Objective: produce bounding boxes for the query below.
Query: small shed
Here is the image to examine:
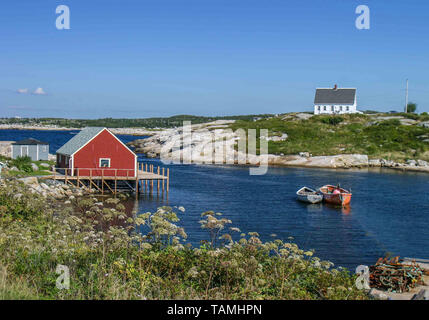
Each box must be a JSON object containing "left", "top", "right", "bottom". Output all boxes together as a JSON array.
[
  {"left": 12, "top": 138, "right": 49, "bottom": 161},
  {"left": 56, "top": 127, "right": 137, "bottom": 177}
]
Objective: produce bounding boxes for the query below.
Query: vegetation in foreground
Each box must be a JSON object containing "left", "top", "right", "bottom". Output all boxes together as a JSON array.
[
  {"left": 0, "top": 178, "right": 368, "bottom": 300},
  {"left": 230, "top": 113, "right": 429, "bottom": 162}
]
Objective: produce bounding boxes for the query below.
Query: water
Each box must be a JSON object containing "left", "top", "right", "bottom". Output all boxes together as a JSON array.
[
  {"left": 1, "top": 129, "right": 428, "bottom": 270},
  {"left": 0, "top": 129, "right": 142, "bottom": 154}
]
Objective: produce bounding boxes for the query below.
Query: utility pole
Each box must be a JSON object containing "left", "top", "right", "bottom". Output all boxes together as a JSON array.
[{"left": 405, "top": 79, "right": 409, "bottom": 113}]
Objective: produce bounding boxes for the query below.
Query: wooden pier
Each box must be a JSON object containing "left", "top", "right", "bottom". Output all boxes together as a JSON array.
[{"left": 41, "top": 163, "right": 170, "bottom": 196}]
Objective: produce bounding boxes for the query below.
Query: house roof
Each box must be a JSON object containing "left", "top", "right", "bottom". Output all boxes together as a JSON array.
[
  {"left": 56, "top": 127, "right": 105, "bottom": 156},
  {"left": 13, "top": 138, "right": 49, "bottom": 145},
  {"left": 314, "top": 88, "right": 356, "bottom": 105}
]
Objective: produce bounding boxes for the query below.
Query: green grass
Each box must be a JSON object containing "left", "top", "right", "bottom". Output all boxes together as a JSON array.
[
  {"left": 230, "top": 114, "right": 429, "bottom": 162},
  {"left": 7, "top": 170, "right": 51, "bottom": 177}
]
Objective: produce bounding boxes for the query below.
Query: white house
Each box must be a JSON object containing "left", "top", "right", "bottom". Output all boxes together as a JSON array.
[{"left": 314, "top": 85, "right": 360, "bottom": 115}]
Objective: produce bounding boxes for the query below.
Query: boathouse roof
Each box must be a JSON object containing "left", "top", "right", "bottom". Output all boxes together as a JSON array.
[
  {"left": 314, "top": 88, "right": 356, "bottom": 105},
  {"left": 56, "top": 127, "right": 105, "bottom": 156},
  {"left": 13, "top": 138, "right": 49, "bottom": 145}
]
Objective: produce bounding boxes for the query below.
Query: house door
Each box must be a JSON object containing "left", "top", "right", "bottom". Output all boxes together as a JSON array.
[{"left": 21, "top": 146, "right": 28, "bottom": 157}]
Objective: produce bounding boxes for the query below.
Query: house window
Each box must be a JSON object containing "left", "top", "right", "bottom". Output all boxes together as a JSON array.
[
  {"left": 323, "top": 106, "right": 326, "bottom": 111},
  {"left": 340, "top": 106, "right": 343, "bottom": 111},
  {"left": 331, "top": 106, "right": 334, "bottom": 111},
  {"left": 317, "top": 106, "right": 320, "bottom": 111},
  {"left": 346, "top": 106, "right": 350, "bottom": 111},
  {"left": 99, "top": 158, "right": 111, "bottom": 168}
]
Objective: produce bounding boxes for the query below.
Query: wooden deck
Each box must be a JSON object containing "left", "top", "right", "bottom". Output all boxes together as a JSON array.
[{"left": 40, "top": 163, "right": 169, "bottom": 195}]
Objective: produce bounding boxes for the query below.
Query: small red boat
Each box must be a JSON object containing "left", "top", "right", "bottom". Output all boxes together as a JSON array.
[{"left": 318, "top": 185, "right": 352, "bottom": 206}]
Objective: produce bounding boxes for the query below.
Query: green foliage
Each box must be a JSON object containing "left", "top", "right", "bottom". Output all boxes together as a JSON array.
[
  {"left": 10, "top": 156, "right": 33, "bottom": 173},
  {"left": 318, "top": 116, "right": 344, "bottom": 126},
  {"left": 407, "top": 102, "right": 417, "bottom": 113},
  {"left": 0, "top": 179, "right": 368, "bottom": 300}
]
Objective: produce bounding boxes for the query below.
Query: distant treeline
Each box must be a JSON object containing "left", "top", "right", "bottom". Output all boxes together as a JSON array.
[{"left": 0, "top": 114, "right": 275, "bottom": 128}]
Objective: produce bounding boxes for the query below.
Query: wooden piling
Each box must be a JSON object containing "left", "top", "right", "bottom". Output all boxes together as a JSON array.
[
  {"left": 157, "top": 166, "right": 160, "bottom": 194},
  {"left": 162, "top": 167, "right": 165, "bottom": 193},
  {"left": 150, "top": 165, "right": 154, "bottom": 192},
  {"left": 167, "top": 168, "right": 169, "bottom": 193}
]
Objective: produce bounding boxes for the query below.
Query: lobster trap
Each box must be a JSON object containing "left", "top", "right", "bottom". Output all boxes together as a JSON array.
[{"left": 369, "top": 256, "right": 427, "bottom": 293}]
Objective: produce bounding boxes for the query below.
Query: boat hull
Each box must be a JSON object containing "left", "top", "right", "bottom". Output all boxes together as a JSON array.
[
  {"left": 297, "top": 194, "right": 323, "bottom": 204},
  {"left": 296, "top": 187, "right": 323, "bottom": 204},
  {"left": 318, "top": 185, "right": 352, "bottom": 206}
]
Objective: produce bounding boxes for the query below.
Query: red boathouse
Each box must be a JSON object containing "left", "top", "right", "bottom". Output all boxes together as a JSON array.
[{"left": 56, "top": 127, "right": 137, "bottom": 177}]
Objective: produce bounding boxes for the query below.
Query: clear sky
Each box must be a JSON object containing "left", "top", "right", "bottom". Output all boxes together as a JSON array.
[{"left": 1, "top": 0, "right": 429, "bottom": 118}]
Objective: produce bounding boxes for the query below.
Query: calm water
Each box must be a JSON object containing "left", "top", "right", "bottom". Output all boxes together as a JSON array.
[{"left": 1, "top": 129, "right": 428, "bottom": 270}]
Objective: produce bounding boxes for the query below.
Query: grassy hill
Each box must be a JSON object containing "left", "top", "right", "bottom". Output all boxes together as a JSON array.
[{"left": 230, "top": 112, "right": 429, "bottom": 162}]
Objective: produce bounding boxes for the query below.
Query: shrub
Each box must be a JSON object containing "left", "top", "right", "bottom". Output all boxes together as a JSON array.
[
  {"left": 319, "top": 116, "right": 344, "bottom": 126},
  {"left": 10, "top": 156, "right": 33, "bottom": 173}
]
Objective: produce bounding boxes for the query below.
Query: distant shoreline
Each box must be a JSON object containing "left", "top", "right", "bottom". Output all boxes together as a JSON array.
[{"left": 0, "top": 125, "right": 157, "bottom": 136}]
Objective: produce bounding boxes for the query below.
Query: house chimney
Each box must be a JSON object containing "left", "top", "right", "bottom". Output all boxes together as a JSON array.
[{"left": 333, "top": 84, "right": 338, "bottom": 90}]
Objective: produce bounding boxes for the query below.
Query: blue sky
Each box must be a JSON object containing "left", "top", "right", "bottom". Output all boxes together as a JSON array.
[{"left": 1, "top": 0, "right": 429, "bottom": 118}]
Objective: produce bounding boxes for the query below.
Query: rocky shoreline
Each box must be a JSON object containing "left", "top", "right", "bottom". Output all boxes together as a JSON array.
[
  {"left": 17, "top": 176, "right": 94, "bottom": 201},
  {"left": 127, "top": 120, "right": 429, "bottom": 173}
]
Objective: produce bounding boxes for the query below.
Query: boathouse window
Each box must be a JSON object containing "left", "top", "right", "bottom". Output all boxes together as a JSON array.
[{"left": 99, "top": 158, "right": 111, "bottom": 168}]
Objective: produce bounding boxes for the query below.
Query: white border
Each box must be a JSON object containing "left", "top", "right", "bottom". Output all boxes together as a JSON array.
[{"left": 99, "top": 158, "right": 111, "bottom": 168}]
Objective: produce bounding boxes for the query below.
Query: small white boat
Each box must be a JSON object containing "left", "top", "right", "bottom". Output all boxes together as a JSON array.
[{"left": 296, "top": 187, "right": 323, "bottom": 204}]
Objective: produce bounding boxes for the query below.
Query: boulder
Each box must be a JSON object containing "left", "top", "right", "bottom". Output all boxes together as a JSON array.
[
  {"left": 417, "top": 159, "right": 428, "bottom": 167},
  {"left": 369, "top": 288, "right": 389, "bottom": 300},
  {"left": 380, "top": 159, "right": 395, "bottom": 167},
  {"left": 295, "top": 113, "right": 313, "bottom": 120},
  {"left": 399, "top": 119, "right": 417, "bottom": 126},
  {"left": 40, "top": 183, "right": 50, "bottom": 190},
  {"left": 406, "top": 159, "right": 417, "bottom": 166},
  {"left": 31, "top": 163, "right": 39, "bottom": 171},
  {"left": 299, "top": 152, "right": 310, "bottom": 158},
  {"left": 268, "top": 133, "right": 288, "bottom": 142},
  {"left": 418, "top": 122, "right": 429, "bottom": 128},
  {"left": 39, "top": 163, "right": 50, "bottom": 168},
  {"left": 18, "top": 176, "right": 38, "bottom": 186},
  {"left": 369, "top": 159, "right": 382, "bottom": 167}
]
